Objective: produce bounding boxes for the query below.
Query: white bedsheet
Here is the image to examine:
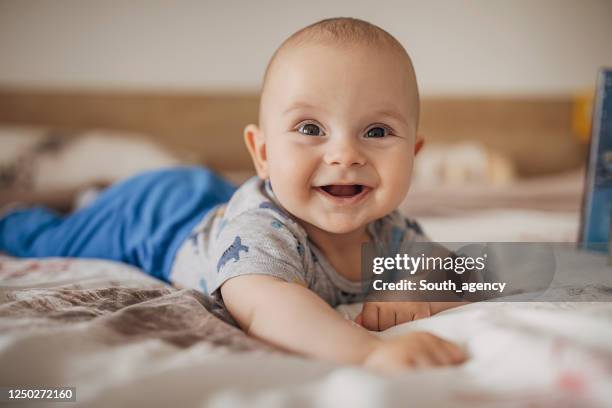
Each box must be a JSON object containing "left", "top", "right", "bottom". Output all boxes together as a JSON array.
[{"left": 417, "top": 209, "right": 579, "bottom": 242}]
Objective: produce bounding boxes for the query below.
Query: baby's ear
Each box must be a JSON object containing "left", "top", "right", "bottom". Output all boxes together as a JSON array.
[
  {"left": 414, "top": 134, "right": 425, "bottom": 155},
  {"left": 244, "top": 124, "right": 269, "bottom": 179}
]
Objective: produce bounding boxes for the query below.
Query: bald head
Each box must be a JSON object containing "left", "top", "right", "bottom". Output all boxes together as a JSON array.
[{"left": 260, "top": 17, "right": 420, "bottom": 126}]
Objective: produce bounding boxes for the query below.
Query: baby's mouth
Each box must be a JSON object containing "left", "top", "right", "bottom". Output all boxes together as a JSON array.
[
  {"left": 314, "top": 184, "right": 372, "bottom": 205},
  {"left": 321, "top": 184, "right": 364, "bottom": 197}
]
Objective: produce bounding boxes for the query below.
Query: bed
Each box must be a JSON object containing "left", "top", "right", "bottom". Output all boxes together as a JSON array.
[
  {"left": 2, "top": 170, "right": 611, "bottom": 407},
  {"left": 1, "top": 92, "right": 609, "bottom": 407}
]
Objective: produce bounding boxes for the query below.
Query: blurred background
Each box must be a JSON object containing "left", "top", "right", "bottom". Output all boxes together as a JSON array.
[{"left": 1, "top": 0, "right": 611, "bottom": 241}]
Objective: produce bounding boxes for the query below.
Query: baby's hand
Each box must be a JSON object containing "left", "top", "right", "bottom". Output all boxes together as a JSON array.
[
  {"left": 355, "top": 301, "right": 432, "bottom": 331},
  {"left": 364, "top": 332, "right": 466, "bottom": 373}
]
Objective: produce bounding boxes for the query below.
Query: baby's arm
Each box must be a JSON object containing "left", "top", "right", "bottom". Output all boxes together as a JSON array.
[{"left": 221, "top": 275, "right": 466, "bottom": 369}]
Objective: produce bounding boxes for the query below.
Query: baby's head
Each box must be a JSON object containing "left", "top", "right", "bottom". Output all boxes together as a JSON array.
[{"left": 245, "top": 17, "right": 422, "bottom": 237}]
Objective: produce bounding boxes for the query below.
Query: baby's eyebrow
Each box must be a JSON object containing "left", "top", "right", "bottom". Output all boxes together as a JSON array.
[
  {"left": 372, "top": 109, "right": 410, "bottom": 127},
  {"left": 282, "top": 101, "right": 322, "bottom": 115}
]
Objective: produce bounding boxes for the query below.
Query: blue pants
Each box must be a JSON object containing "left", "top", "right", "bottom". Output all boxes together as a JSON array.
[{"left": 0, "top": 166, "right": 236, "bottom": 281}]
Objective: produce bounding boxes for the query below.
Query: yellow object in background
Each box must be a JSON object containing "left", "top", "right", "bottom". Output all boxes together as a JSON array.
[{"left": 573, "top": 91, "right": 595, "bottom": 143}]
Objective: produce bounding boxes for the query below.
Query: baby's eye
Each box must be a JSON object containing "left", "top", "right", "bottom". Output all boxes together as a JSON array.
[
  {"left": 365, "top": 126, "right": 388, "bottom": 138},
  {"left": 297, "top": 123, "right": 324, "bottom": 136}
]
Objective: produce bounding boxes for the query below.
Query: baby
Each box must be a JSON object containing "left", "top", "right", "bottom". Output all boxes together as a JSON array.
[{"left": 0, "top": 18, "right": 466, "bottom": 372}]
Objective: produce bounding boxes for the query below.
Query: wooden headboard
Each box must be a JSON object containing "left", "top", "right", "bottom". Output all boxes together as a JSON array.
[{"left": 0, "top": 89, "right": 587, "bottom": 177}]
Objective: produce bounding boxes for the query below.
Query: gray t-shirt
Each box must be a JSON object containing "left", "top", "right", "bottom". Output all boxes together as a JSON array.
[{"left": 170, "top": 176, "right": 428, "bottom": 308}]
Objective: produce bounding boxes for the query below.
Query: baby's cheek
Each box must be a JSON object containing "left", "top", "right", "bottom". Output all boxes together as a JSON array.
[
  {"left": 267, "top": 170, "right": 311, "bottom": 217},
  {"left": 382, "top": 156, "right": 413, "bottom": 193}
]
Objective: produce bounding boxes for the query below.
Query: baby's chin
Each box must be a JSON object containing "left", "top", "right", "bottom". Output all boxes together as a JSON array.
[{"left": 300, "top": 212, "right": 374, "bottom": 236}]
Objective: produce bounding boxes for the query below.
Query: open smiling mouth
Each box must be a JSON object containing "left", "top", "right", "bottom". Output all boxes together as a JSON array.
[{"left": 315, "top": 184, "right": 372, "bottom": 204}]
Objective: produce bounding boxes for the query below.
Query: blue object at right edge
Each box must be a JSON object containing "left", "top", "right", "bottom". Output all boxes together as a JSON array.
[{"left": 580, "top": 68, "right": 612, "bottom": 252}]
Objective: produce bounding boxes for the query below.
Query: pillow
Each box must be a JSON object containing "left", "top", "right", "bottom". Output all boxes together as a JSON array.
[
  {"left": 412, "top": 142, "right": 516, "bottom": 187},
  {"left": 0, "top": 126, "right": 186, "bottom": 191}
]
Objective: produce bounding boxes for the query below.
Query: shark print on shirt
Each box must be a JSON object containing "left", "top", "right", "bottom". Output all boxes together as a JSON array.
[{"left": 217, "top": 236, "right": 249, "bottom": 272}]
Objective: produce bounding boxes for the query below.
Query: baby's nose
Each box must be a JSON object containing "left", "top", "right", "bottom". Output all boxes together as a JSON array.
[{"left": 323, "top": 138, "right": 366, "bottom": 167}]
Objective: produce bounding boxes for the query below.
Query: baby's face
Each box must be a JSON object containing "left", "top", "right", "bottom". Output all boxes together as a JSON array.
[{"left": 249, "top": 42, "right": 420, "bottom": 236}]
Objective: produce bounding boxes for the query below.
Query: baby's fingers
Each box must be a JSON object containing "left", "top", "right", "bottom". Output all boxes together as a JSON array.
[
  {"left": 442, "top": 340, "right": 467, "bottom": 364},
  {"left": 430, "top": 338, "right": 467, "bottom": 366},
  {"left": 426, "top": 345, "right": 457, "bottom": 366},
  {"left": 378, "top": 307, "right": 397, "bottom": 331},
  {"left": 361, "top": 303, "right": 381, "bottom": 331},
  {"left": 410, "top": 352, "right": 440, "bottom": 368},
  {"left": 354, "top": 312, "right": 363, "bottom": 326},
  {"left": 396, "top": 310, "right": 416, "bottom": 325}
]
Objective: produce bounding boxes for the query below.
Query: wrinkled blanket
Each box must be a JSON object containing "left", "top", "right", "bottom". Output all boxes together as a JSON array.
[{"left": 0, "top": 256, "right": 273, "bottom": 352}]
